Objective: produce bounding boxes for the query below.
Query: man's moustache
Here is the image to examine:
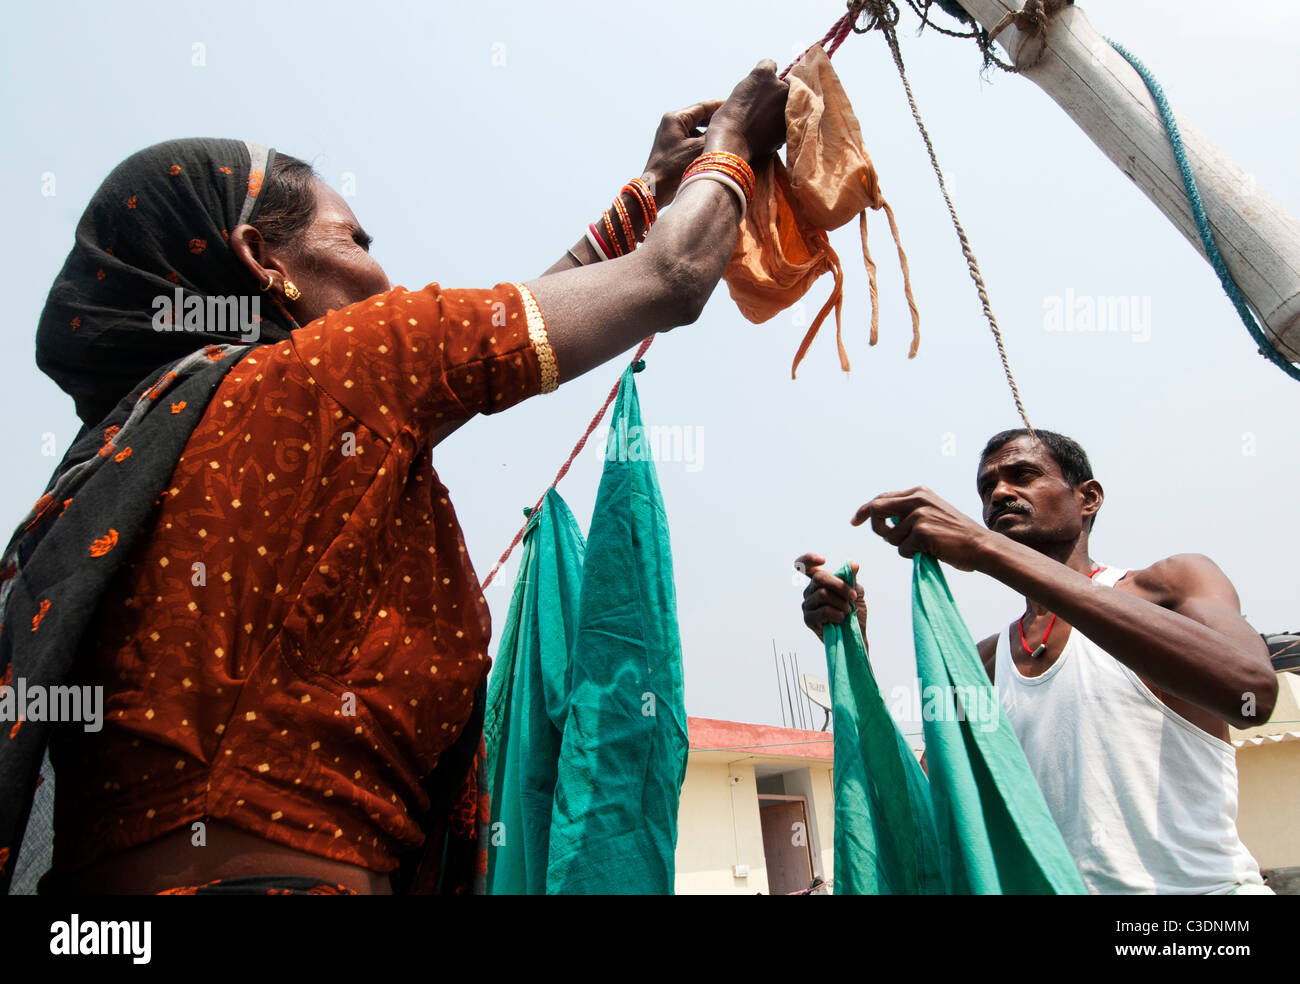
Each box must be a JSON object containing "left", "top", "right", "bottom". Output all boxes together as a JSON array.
[{"left": 992, "top": 504, "right": 1030, "bottom": 521}]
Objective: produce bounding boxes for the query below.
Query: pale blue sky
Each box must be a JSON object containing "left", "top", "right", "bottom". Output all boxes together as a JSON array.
[{"left": 3, "top": 1, "right": 1297, "bottom": 742}]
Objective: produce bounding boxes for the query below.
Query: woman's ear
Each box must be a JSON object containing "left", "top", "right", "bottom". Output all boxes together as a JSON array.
[{"left": 230, "top": 223, "right": 285, "bottom": 291}]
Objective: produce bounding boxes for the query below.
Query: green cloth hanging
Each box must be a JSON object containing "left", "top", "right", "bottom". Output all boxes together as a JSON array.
[
  {"left": 546, "top": 360, "right": 689, "bottom": 894},
  {"left": 910, "top": 553, "right": 1085, "bottom": 894},
  {"left": 483, "top": 489, "right": 587, "bottom": 895},
  {"left": 822, "top": 563, "right": 944, "bottom": 894},
  {"left": 824, "top": 555, "right": 1085, "bottom": 894},
  {"left": 484, "top": 360, "right": 688, "bottom": 894}
]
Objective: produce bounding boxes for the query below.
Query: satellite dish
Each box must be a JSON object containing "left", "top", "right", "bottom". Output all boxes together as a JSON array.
[
  {"left": 800, "top": 674, "right": 832, "bottom": 731},
  {"left": 800, "top": 674, "right": 831, "bottom": 710}
]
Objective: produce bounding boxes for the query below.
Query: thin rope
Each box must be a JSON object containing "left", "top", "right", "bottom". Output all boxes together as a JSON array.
[
  {"left": 905, "top": 0, "right": 1019, "bottom": 73},
  {"left": 479, "top": 336, "right": 655, "bottom": 590},
  {"left": 692, "top": 738, "right": 834, "bottom": 752},
  {"left": 1108, "top": 40, "right": 1300, "bottom": 382},
  {"left": 853, "top": 0, "right": 1036, "bottom": 433},
  {"left": 907, "top": 0, "right": 981, "bottom": 40},
  {"left": 896, "top": 5, "right": 1299, "bottom": 380}
]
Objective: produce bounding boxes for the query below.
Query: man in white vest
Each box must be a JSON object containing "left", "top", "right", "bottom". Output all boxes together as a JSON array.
[{"left": 798, "top": 428, "right": 1276, "bottom": 894}]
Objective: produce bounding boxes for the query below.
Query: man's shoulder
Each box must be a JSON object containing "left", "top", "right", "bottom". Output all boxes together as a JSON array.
[{"left": 1119, "top": 554, "right": 1234, "bottom": 607}]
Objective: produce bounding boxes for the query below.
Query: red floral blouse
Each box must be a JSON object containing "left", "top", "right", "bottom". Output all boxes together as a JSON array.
[{"left": 49, "top": 281, "right": 556, "bottom": 874}]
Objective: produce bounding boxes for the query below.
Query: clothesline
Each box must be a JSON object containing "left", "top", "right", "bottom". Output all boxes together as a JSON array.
[{"left": 480, "top": 337, "right": 655, "bottom": 589}]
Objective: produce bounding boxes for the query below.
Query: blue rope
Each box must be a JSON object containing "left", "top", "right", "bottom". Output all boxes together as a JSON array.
[{"left": 1108, "top": 39, "right": 1300, "bottom": 382}]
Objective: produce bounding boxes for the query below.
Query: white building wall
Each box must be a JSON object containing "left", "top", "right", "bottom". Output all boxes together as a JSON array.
[
  {"left": 675, "top": 757, "right": 837, "bottom": 894},
  {"left": 674, "top": 759, "right": 770, "bottom": 894}
]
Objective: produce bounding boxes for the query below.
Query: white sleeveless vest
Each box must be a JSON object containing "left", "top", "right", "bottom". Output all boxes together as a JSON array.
[{"left": 995, "top": 566, "right": 1265, "bottom": 894}]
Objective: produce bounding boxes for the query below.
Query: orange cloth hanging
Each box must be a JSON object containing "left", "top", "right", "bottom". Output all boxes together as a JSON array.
[{"left": 723, "top": 45, "right": 920, "bottom": 377}]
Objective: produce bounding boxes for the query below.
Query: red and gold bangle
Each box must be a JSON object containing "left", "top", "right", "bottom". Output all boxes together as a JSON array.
[
  {"left": 624, "top": 177, "right": 657, "bottom": 231},
  {"left": 678, "top": 152, "right": 757, "bottom": 218},
  {"left": 582, "top": 178, "right": 659, "bottom": 263},
  {"left": 682, "top": 152, "right": 756, "bottom": 202},
  {"left": 587, "top": 222, "right": 615, "bottom": 260},
  {"left": 688, "top": 153, "right": 756, "bottom": 199},
  {"left": 612, "top": 196, "right": 637, "bottom": 252},
  {"left": 711, "top": 152, "right": 756, "bottom": 198},
  {"left": 602, "top": 211, "right": 625, "bottom": 257}
]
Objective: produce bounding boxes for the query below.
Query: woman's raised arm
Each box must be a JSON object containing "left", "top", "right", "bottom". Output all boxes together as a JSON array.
[
  {"left": 523, "top": 60, "right": 788, "bottom": 385},
  {"left": 540, "top": 99, "right": 723, "bottom": 276}
]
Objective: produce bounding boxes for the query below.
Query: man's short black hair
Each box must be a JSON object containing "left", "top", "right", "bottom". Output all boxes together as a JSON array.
[{"left": 979, "top": 429, "right": 1094, "bottom": 487}]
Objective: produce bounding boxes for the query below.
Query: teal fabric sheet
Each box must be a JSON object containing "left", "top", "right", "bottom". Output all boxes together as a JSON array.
[
  {"left": 485, "top": 361, "right": 688, "bottom": 894},
  {"left": 825, "top": 555, "right": 1086, "bottom": 894},
  {"left": 822, "top": 563, "right": 944, "bottom": 894},
  {"left": 483, "top": 490, "right": 586, "bottom": 895}
]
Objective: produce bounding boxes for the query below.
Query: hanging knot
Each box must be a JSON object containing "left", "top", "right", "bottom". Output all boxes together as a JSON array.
[
  {"left": 988, "top": 0, "right": 1074, "bottom": 70},
  {"left": 850, "top": 0, "right": 900, "bottom": 34},
  {"left": 521, "top": 506, "right": 534, "bottom": 518},
  {"left": 632, "top": 359, "right": 646, "bottom": 373}
]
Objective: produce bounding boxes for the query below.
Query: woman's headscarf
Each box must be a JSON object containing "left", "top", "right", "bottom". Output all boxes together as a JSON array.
[
  {"left": 2, "top": 138, "right": 292, "bottom": 893},
  {"left": 6, "top": 140, "right": 484, "bottom": 895},
  {"left": 36, "top": 138, "right": 298, "bottom": 428}
]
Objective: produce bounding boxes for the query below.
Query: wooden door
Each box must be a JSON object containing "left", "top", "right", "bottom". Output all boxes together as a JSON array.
[{"left": 760, "top": 799, "right": 813, "bottom": 895}]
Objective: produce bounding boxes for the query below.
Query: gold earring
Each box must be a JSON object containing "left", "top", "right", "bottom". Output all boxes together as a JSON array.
[
  {"left": 260, "top": 273, "right": 274, "bottom": 292},
  {"left": 283, "top": 280, "right": 302, "bottom": 302}
]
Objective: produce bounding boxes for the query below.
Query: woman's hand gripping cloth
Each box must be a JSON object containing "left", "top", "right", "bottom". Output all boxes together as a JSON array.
[
  {"left": 723, "top": 45, "right": 920, "bottom": 378},
  {"left": 821, "top": 559, "right": 1086, "bottom": 894}
]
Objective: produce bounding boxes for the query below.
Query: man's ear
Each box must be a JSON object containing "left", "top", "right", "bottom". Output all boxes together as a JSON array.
[
  {"left": 229, "top": 223, "right": 288, "bottom": 290},
  {"left": 1079, "top": 478, "right": 1104, "bottom": 527}
]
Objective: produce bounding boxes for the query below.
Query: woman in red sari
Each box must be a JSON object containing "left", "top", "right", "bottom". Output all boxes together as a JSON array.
[{"left": 1, "top": 61, "right": 787, "bottom": 895}]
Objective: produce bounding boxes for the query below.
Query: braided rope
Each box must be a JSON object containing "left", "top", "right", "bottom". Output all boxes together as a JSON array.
[
  {"left": 781, "top": 12, "right": 854, "bottom": 79},
  {"left": 479, "top": 337, "right": 655, "bottom": 590},
  {"left": 857, "top": 0, "right": 1036, "bottom": 432},
  {"left": 1108, "top": 41, "right": 1300, "bottom": 382},
  {"left": 906, "top": 0, "right": 1019, "bottom": 72},
  {"left": 907, "top": 0, "right": 981, "bottom": 40}
]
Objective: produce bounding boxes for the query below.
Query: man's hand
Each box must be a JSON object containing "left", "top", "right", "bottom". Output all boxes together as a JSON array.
[
  {"left": 641, "top": 100, "right": 723, "bottom": 209},
  {"left": 797, "top": 553, "right": 866, "bottom": 642},
  {"left": 851, "top": 486, "right": 994, "bottom": 572}
]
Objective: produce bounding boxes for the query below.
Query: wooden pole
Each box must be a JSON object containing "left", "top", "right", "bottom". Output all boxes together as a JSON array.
[{"left": 953, "top": 0, "right": 1300, "bottom": 363}]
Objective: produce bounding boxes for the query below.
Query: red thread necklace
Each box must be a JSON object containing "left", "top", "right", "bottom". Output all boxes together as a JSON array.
[{"left": 1019, "top": 566, "right": 1105, "bottom": 658}]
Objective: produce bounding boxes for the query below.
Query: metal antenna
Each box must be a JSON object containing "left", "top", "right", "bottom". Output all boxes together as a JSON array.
[
  {"left": 782, "top": 651, "right": 798, "bottom": 731},
  {"left": 773, "top": 640, "right": 785, "bottom": 727},
  {"left": 790, "top": 652, "right": 800, "bottom": 727}
]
